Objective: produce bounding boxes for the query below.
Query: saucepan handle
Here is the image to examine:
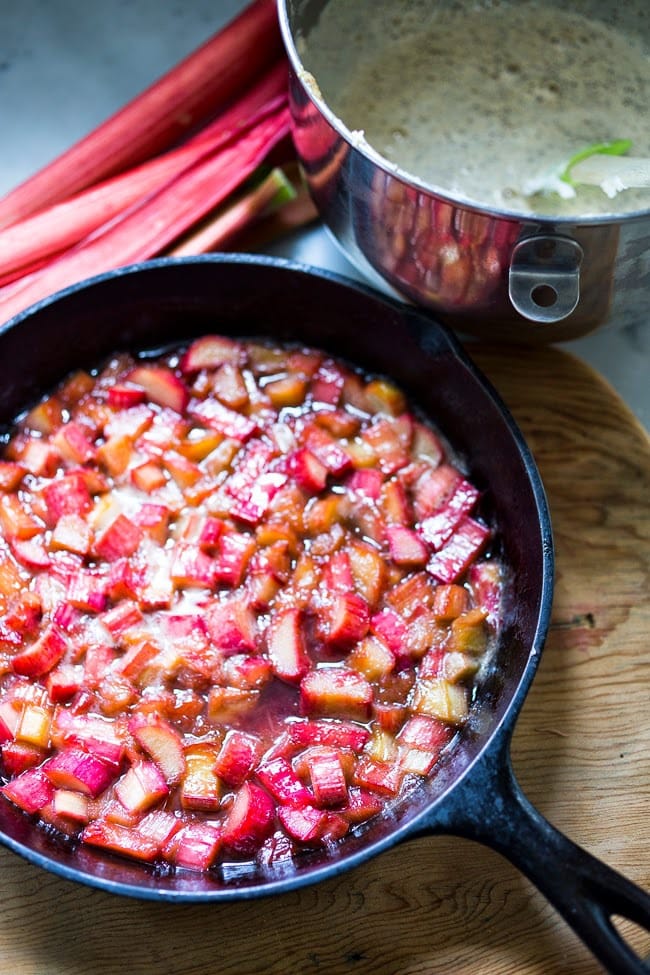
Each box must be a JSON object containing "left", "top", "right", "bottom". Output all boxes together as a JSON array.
[{"left": 420, "top": 741, "right": 650, "bottom": 975}]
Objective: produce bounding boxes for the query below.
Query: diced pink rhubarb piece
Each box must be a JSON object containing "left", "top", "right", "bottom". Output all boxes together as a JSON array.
[
  {"left": 52, "top": 422, "right": 97, "bottom": 464},
  {"left": 278, "top": 804, "right": 328, "bottom": 844},
  {"left": 347, "top": 468, "right": 383, "bottom": 500},
  {"left": 370, "top": 609, "right": 409, "bottom": 657},
  {"left": 266, "top": 608, "right": 310, "bottom": 683},
  {"left": 229, "top": 472, "right": 288, "bottom": 525},
  {"left": 11, "top": 625, "right": 67, "bottom": 677},
  {"left": 107, "top": 384, "right": 147, "bottom": 409},
  {"left": 44, "top": 747, "right": 117, "bottom": 797},
  {"left": 212, "top": 531, "right": 255, "bottom": 587},
  {"left": 310, "top": 361, "right": 345, "bottom": 405},
  {"left": 288, "top": 719, "right": 370, "bottom": 752},
  {"left": 82, "top": 819, "right": 160, "bottom": 863},
  {"left": 306, "top": 747, "right": 348, "bottom": 807},
  {"left": 128, "top": 713, "right": 186, "bottom": 786},
  {"left": 126, "top": 365, "right": 189, "bottom": 413},
  {"left": 304, "top": 426, "right": 351, "bottom": 476},
  {"left": 287, "top": 448, "right": 328, "bottom": 494},
  {"left": 115, "top": 760, "right": 169, "bottom": 814},
  {"left": 419, "top": 478, "right": 480, "bottom": 550},
  {"left": 300, "top": 669, "right": 373, "bottom": 720},
  {"left": 66, "top": 569, "right": 108, "bottom": 613},
  {"left": 0, "top": 701, "right": 19, "bottom": 742},
  {"left": 197, "top": 516, "right": 224, "bottom": 552},
  {"left": 180, "top": 335, "right": 243, "bottom": 373},
  {"left": 353, "top": 757, "right": 404, "bottom": 796},
  {"left": 468, "top": 559, "right": 503, "bottom": 627},
  {"left": 45, "top": 663, "right": 83, "bottom": 703},
  {"left": 221, "top": 781, "right": 276, "bottom": 855},
  {"left": 170, "top": 543, "right": 217, "bottom": 589},
  {"left": 386, "top": 525, "right": 428, "bottom": 566},
  {"left": 101, "top": 599, "right": 144, "bottom": 638},
  {"left": 10, "top": 537, "right": 51, "bottom": 570},
  {"left": 94, "top": 514, "right": 143, "bottom": 561},
  {"left": 190, "top": 398, "right": 258, "bottom": 442},
  {"left": 214, "top": 730, "right": 263, "bottom": 788},
  {"left": 426, "top": 517, "right": 490, "bottom": 584},
  {"left": 205, "top": 598, "right": 257, "bottom": 654},
  {"left": 1, "top": 767, "right": 55, "bottom": 814},
  {"left": 397, "top": 714, "right": 452, "bottom": 752},
  {"left": 136, "top": 809, "right": 182, "bottom": 848},
  {"left": 341, "top": 786, "right": 384, "bottom": 824},
  {"left": 413, "top": 463, "right": 461, "bottom": 520},
  {"left": 165, "top": 821, "right": 223, "bottom": 871},
  {"left": 322, "top": 550, "right": 355, "bottom": 594},
  {"left": 323, "top": 592, "right": 369, "bottom": 649},
  {"left": 256, "top": 757, "right": 313, "bottom": 808},
  {"left": 43, "top": 473, "right": 93, "bottom": 523},
  {"left": 52, "top": 788, "right": 90, "bottom": 822}
]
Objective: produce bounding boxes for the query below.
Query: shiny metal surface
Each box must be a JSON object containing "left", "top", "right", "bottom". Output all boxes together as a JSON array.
[{"left": 277, "top": 0, "right": 650, "bottom": 342}]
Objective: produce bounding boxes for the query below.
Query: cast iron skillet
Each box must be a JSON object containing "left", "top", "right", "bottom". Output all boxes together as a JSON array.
[{"left": 0, "top": 256, "right": 648, "bottom": 972}]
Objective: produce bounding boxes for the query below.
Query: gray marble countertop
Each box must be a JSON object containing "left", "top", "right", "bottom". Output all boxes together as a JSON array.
[{"left": 1, "top": 0, "right": 648, "bottom": 430}]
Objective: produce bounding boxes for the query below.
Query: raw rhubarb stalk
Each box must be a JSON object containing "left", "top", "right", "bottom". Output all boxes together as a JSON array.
[
  {"left": 0, "top": 0, "right": 283, "bottom": 229},
  {"left": 168, "top": 166, "right": 295, "bottom": 256},
  {"left": 0, "top": 61, "right": 289, "bottom": 279},
  {"left": 0, "top": 104, "right": 291, "bottom": 323}
]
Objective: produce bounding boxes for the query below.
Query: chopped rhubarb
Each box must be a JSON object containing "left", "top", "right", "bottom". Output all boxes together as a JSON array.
[
  {"left": 256, "top": 756, "right": 314, "bottom": 808},
  {"left": 277, "top": 804, "right": 329, "bottom": 845},
  {"left": 11, "top": 625, "right": 67, "bottom": 677},
  {"left": 0, "top": 332, "right": 501, "bottom": 874},
  {"left": 205, "top": 598, "right": 257, "bottom": 654},
  {"left": 115, "top": 760, "right": 169, "bottom": 814},
  {"left": 426, "top": 517, "right": 491, "bottom": 584},
  {"left": 266, "top": 607, "right": 310, "bottom": 683},
  {"left": 180, "top": 335, "right": 244, "bottom": 374},
  {"left": 190, "top": 397, "right": 258, "bottom": 442},
  {"left": 288, "top": 719, "right": 370, "bottom": 753},
  {"left": 166, "top": 821, "right": 223, "bottom": 871},
  {"left": 305, "top": 747, "right": 348, "bottom": 808},
  {"left": 1, "top": 768, "right": 55, "bottom": 814},
  {"left": 300, "top": 668, "right": 373, "bottom": 721},
  {"left": 419, "top": 477, "right": 480, "bottom": 550},
  {"left": 221, "top": 781, "right": 275, "bottom": 855},
  {"left": 129, "top": 713, "right": 186, "bottom": 785},
  {"left": 322, "top": 592, "right": 370, "bottom": 650},
  {"left": 386, "top": 525, "right": 429, "bottom": 566},
  {"left": 180, "top": 743, "right": 222, "bottom": 812},
  {"left": 287, "top": 447, "right": 328, "bottom": 494},
  {"left": 82, "top": 820, "right": 160, "bottom": 863},
  {"left": 126, "top": 365, "right": 189, "bottom": 414},
  {"left": 94, "top": 514, "right": 143, "bottom": 562},
  {"left": 43, "top": 474, "right": 92, "bottom": 524},
  {"left": 44, "top": 747, "right": 118, "bottom": 797},
  {"left": 214, "top": 730, "right": 263, "bottom": 788}
]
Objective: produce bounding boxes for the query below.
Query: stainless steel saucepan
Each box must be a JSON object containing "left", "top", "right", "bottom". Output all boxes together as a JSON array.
[{"left": 277, "top": 0, "right": 650, "bottom": 342}]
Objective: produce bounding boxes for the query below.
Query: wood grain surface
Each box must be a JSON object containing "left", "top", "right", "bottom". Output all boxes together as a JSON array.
[{"left": 0, "top": 343, "right": 648, "bottom": 975}]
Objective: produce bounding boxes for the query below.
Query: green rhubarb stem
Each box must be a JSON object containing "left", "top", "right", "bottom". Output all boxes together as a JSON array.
[{"left": 168, "top": 167, "right": 296, "bottom": 257}]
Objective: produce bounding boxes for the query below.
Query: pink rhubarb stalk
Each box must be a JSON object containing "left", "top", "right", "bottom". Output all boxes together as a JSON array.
[
  {"left": 0, "top": 103, "right": 291, "bottom": 324},
  {"left": 0, "top": 0, "right": 283, "bottom": 229}
]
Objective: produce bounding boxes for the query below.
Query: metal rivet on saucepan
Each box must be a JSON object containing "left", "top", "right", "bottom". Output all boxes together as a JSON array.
[{"left": 508, "top": 234, "right": 584, "bottom": 325}]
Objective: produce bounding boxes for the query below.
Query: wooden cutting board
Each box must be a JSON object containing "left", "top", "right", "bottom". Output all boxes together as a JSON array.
[{"left": 0, "top": 343, "right": 648, "bottom": 975}]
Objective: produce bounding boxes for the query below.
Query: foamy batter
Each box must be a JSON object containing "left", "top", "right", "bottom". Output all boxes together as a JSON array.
[{"left": 302, "top": 0, "right": 650, "bottom": 216}]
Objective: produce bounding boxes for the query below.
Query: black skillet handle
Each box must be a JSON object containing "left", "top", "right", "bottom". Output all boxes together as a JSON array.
[{"left": 423, "top": 740, "right": 650, "bottom": 975}]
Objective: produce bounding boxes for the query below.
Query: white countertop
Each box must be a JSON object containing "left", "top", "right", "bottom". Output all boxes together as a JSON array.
[{"left": 1, "top": 0, "right": 648, "bottom": 431}]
